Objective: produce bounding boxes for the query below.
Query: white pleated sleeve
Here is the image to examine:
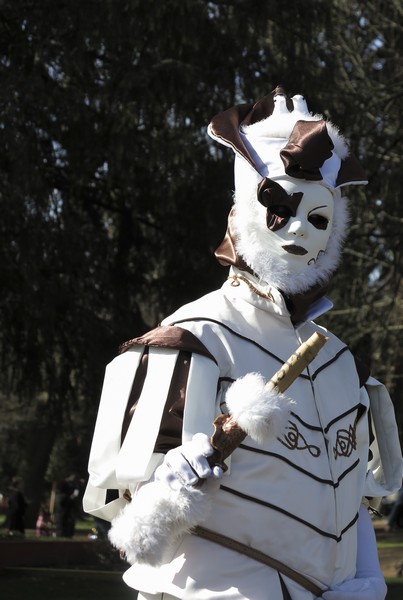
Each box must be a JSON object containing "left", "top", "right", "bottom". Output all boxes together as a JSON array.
[
  {"left": 364, "top": 376, "right": 403, "bottom": 499},
  {"left": 83, "top": 346, "right": 220, "bottom": 521}
]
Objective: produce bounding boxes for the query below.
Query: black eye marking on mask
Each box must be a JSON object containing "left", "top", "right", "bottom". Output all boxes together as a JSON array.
[
  {"left": 257, "top": 177, "right": 303, "bottom": 231},
  {"left": 307, "top": 206, "right": 329, "bottom": 230}
]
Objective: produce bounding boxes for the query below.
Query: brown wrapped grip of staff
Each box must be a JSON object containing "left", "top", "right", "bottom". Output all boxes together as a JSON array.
[{"left": 208, "top": 331, "right": 328, "bottom": 471}]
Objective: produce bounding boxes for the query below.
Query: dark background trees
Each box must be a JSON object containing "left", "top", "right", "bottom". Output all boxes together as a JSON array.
[{"left": 0, "top": 0, "right": 401, "bottom": 525}]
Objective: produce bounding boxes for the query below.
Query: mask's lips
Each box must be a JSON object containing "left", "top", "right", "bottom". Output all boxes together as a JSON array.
[{"left": 282, "top": 244, "right": 308, "bottom": 256}]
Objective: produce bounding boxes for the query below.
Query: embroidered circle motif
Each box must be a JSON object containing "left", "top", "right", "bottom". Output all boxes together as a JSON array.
[
  {"left": 279, "top": 421, "right": 321, "bottom": 457},
  {"left": 333, "top": 423, "right": 357, "bottom": 459}
]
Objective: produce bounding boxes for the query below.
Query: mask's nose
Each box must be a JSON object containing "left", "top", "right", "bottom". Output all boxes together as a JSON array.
[{"left": 288, "top": 217, "right": 306, "bottom": 237}]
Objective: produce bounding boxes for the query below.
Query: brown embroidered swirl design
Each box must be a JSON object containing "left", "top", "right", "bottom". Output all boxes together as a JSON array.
[
  {"left": 333, "top": 423, "right": 357, "bottom": 459},
  {"left": 279, "top": 421, "right": 321, "bottom": 457}
]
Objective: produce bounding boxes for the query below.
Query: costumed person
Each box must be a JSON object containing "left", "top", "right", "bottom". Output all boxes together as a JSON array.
[{"left": 83, "top": 86, "right": 403, "bottom": 600}]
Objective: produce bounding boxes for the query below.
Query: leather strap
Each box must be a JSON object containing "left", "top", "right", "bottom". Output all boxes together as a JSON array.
[{"left": 192, "top": 525, "right": 325, "bottom": 597}]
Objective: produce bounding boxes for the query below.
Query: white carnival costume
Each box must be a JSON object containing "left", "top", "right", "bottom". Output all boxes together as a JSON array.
[{"left": 84, "top": 87, "right": 402, "bottom": 600}]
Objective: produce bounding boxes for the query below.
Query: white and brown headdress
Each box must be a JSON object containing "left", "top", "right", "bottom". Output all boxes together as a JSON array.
[{"left": 208, "top": 86, "right": 367, "bottom": 302}]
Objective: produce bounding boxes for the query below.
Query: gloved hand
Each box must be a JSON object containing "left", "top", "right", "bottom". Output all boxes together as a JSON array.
[
  {"left": 154, "top": 432, "right": 223, "bottom": 490},
  {"left": 109, "top": 433, "right": 222, "bottom": 566},
  {"left": 322, "top": 577, "right": 387, "bottom": 600}
]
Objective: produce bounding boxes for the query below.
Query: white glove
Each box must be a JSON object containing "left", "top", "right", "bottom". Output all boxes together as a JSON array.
[
  {"left": 321, "top": 505, "right": 387, "bottom": 600},
  {"left": 155, "top": 432, "right": 223, "bottom": 489}
]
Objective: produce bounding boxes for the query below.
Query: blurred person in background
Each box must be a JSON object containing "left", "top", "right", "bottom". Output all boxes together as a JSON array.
[{"left": 5, "top": 475, "right": 28, "bottom": 536}]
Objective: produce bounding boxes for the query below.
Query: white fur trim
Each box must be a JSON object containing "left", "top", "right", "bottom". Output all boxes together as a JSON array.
[
  {"left": 108, "top": 479, "right": 217, "bottom": 566},
  {"left": 325, "top": 121, "right": 349, "bottom": 160},
  {"left": 224, "top": 373, "right": 295, "bottom": 445}
]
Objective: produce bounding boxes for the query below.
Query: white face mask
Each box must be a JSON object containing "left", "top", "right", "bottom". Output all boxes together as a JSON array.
[
  {"left": 233, "top": 177, "right": 344, "bottom": 294},
  {"left": 262, "top": 179, "right": 334, "bottom": 274}
]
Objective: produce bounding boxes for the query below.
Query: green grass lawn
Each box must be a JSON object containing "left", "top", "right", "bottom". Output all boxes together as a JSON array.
[
  {"left": 386, "top": 580, "right": 403, "bottom": 600},
  {"left": 0, "top": 568, "right": 138, "bottom": 600},
  {"left": 1, "top": 513, "right": 402, "bottom": 599},
  {"left": 0, "top": 568, "right": 401, "bottom": 600}
]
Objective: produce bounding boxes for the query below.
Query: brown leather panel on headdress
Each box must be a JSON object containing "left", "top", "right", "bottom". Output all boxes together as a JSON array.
[
  {"left": 214, "top": 207, "right": 254, "bottom": 274},
  {"left": 337, "top": 153, "right": 367, "bottom": 187},
  {"left": 280, "top": 120, "right": 334, "bottom": 180},
  {"left": 119, "top": 325, "right": 216, "bottom": 364},
  {"left": 209, "top": 103, "right": 257, "bottom": 170},
  {"left": 209, "top": 86, "right": 292, "bottom": 173},
  {"left": 282, "top": 283, "right": 329, "bottom": 324},
  {"left": 241, "top": 85, "right": 293, "bottom": 126}
]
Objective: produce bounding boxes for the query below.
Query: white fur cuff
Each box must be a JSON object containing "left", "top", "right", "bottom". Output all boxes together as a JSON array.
[{"left": 108, "top": 478, "right": 217, "bottom": 566}]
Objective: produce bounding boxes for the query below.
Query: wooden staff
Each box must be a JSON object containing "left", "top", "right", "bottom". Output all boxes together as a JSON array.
[
  {"left": 208, "top": 331, "right": 328, "bottom": 470},
  {"left": 267, "top": 331, "right": 328, "bottom": 393}
]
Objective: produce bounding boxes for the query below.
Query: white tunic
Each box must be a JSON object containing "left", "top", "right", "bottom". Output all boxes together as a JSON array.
[{"left": 84, "top": 269, "right": 402, "bottom": 600}]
